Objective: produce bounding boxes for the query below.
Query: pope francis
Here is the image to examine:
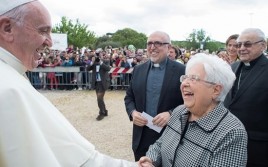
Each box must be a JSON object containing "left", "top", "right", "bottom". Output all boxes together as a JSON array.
[{"left": 0, "top": 0, "right": 137, "bottom": 166}]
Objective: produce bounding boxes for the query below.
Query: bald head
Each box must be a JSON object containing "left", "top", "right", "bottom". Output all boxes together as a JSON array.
[{"left": 148, "top": 31, "right": 171, "bottom": 43}]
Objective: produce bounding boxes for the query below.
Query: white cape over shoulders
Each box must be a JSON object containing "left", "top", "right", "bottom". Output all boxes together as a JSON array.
[{"left": 0, "top": 48, "right": 136, "bottom": 167}]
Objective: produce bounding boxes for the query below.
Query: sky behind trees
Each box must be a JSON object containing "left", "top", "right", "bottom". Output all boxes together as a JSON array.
[{"left": 40, "top": 0, "right": 268, "bottom": 42}]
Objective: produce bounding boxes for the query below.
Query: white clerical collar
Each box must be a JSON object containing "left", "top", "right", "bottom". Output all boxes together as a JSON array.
[
  {"left": 0, "top": 47, "right": 27, "bottom": 75},
  {"left": 244, "top": 62, "right": 250, "bottom": 66},
  {"left": 153, "top": 63, "right": 160, "bottom": 67}
]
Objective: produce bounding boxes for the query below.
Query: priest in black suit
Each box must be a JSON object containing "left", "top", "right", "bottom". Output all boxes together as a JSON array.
[
  {"left": 224, "top": 28, "right": 268, "bottom": 167},
  {"left": 124, "top": 31, "right": 185, "bottom": 161}
]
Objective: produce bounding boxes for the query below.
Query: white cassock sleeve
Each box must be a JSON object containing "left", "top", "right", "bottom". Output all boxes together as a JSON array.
[{"left": 0, "top": 61, "right": 137, "bottom": 167}]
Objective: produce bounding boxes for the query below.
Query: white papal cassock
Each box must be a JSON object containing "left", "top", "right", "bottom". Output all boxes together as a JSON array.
[{"left": 0, "top": 47, "right": 136, "bottom": 167}]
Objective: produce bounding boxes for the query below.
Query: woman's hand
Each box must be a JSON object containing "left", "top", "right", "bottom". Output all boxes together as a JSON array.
[{"left": 138, "top": 156, "right": 154, "bottom": 167}]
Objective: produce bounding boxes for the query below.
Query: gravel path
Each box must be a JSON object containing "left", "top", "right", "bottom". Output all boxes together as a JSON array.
[{"left": 40, "top": 90, "right": 135, "bottom": 161}]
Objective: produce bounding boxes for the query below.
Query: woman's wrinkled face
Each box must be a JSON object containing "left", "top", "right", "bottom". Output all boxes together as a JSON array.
[
  {"left": 12, "top": 1, "right": 52, "bottom": 70},
  {"left": 180, "top": 64, "right": 215, "bottom": 114}
]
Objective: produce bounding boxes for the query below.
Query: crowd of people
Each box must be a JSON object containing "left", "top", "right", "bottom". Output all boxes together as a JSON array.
[
  {"left": 28, "top": 45, "right": 148, "bottom": 90},
  {"left": 27, "top": 42, "right": 214, "bottom": 91},
  {"left": 29, "top": 31, "right": 266, "bottom": 92},
  {"left": 1, "top": 0, "right": 268, "bottom": 167}
]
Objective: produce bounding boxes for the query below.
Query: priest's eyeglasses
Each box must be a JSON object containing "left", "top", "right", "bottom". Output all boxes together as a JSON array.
[
  {"left": 147, "top": 41, "right": 170, "bottom": 48},
  {"left": 236, "top": 40, "right": 264, "bottom": 48}
]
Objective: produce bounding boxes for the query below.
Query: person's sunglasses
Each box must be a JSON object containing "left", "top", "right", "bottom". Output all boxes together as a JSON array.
[{"left": 236, "top": 40, "right": 263, "bottom": 48}]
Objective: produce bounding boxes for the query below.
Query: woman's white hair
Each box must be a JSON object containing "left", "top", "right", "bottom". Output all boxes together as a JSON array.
[{"left": 186, "top": 53, "right": 236, "bottom": 102}]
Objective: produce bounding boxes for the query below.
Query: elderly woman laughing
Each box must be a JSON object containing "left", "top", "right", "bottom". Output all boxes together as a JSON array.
[{"left": 139, "top": 53, "right": 247, "bottom": 167}]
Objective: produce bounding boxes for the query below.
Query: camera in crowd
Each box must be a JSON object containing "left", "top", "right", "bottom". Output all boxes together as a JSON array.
[{"left": 95, "top": 56, "right": 100, "bottom": 63}]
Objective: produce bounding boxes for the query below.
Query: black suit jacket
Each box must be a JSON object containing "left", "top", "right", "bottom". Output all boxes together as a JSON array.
[
  {"left": 87, "top": 60, "right": 111, "bottom": 90},
  {"left": 124, "top": 59, "right": 185, "bottom": 152},
  {"left": 224, "top": 55, "right": 268, "bottom": 166}
]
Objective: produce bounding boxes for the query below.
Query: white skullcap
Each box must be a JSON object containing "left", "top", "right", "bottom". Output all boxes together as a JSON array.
[{"left": 0, "top": 0, "right": 37, "bottom": 15}]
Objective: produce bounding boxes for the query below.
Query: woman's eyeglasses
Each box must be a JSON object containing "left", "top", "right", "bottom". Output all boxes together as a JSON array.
[{"left": 180, "top": 74, "right": 216, "bottom": 85}]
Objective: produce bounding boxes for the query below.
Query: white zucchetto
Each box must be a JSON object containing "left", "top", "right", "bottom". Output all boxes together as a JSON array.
[{"left": 0, "top": 0, "right": 37, "bottom": 15}]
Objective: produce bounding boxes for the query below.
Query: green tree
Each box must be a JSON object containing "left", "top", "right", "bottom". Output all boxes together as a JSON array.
[
  {"left": 52, "top": 17, "right": 96, "bottom": 49},
  {"left": 172, "top": 30, "right": 224, "bottom": 53},
  {"left": 188, "top": 30, "right": 197, "bottom": 43},
  {"left": 186, "top": 29, "right": 211, "bottom": 50},
  {"left": 196, "top": 29, "right": 210, "bottom": 43},
  {"left": 204, "top": 41, "right": 225, "bottom": 53},
  {"left": 95, "top": 35, "right": 111, "bottom": 49},
  {"left": 111, "top": 28, "right": 147, "bottom": 49},
  {"left": 172, "top": 40, "right": 192, "bottom": 50},
  {"left": 186, "top": 30, "right": 198, "bottom": 50},
  {"left": 96, "top": 41, "right": 121, "bottom": 50}
]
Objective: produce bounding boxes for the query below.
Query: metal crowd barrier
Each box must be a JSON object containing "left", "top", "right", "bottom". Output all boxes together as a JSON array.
[{"left": 27, "top": 67, "right": 132, "bottom": 90}]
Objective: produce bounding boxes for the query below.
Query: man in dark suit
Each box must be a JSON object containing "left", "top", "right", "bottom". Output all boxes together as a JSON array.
[
  {"left": 124, "top": 31, "right": 185, "bottom": 161},
  {"left": 224, "top": 28, "right": 268, "bottom": 167},
  {"left": 87, "top": 52, "right": 111, "bottom": 121}
]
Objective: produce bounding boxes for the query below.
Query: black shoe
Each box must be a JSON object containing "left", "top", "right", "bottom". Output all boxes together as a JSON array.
[
  {"left": 96, "top": 114, "right": 105, "bottom": 121},
  {"left": 104, "top": 110, "right": 108, "bottom": 116},
  {"left": 99, "top": 110, "right": 108, "bottom": 116}
]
